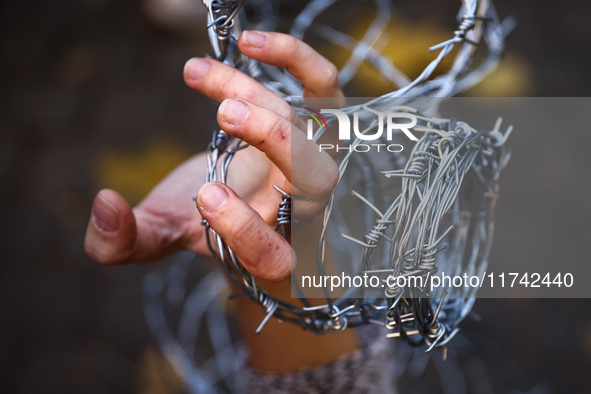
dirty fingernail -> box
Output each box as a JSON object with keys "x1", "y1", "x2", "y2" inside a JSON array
[
  {"x1": 184, "y1": 58, "x2": 210, "y2": 80},
  {"x1": 197, "y1": 183, "x2": 229, "y2": 213},
  {"x1": 243, "y1": 31, "x2": 267, "y2": 48},
  {"x1": 220, "y1": 99, "x2": 250, "y2": 126},
  {"x1": 92, "y1": 193, "x2": 120, "y2": 232}
]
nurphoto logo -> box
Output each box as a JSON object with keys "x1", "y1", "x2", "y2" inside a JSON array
[{"x1": 304, "y1": 107, "x2": 418, "y2": 153}]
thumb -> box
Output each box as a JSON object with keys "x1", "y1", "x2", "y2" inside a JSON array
[
  {"x1": 85, "y1": 189, "x2": 184, "y2": 264},
  {"x1": 84, "y1": 189, "x2": 138, "y2": 264}
]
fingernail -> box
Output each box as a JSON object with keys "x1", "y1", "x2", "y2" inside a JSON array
[
  {"x1": 220, "y1": 99, "x2": 250, "y2": 126},
  {"x1": 243, "y1": 31, "x2": 267, "y2": 48},
  {"x1": 92, "y1": 193, "x2": 119, "y2": 232},
  {"x1": 197, "y1": 183, "x2": 229, "y2": 213},
  {"x1": 184, "y1": 58, "x2": 210, "y2": 80}
]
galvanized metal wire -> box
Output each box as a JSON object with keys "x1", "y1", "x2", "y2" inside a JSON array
[
  {"x1": 144, "y1": 0, "x2": 513, "y2": 391},
  {"x1": 199, "y1": 0, "x2": 512, "y2": 343}
]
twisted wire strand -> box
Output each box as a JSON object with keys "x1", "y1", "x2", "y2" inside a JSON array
[
  {"x1": 144, "y1": 5, "x2": 512, "y2": 391},
  {"x1": 203, "y1": 105, "x2": 510, "y2": 350},
  {"x1": 203, "y1": 0, "x2": 247, "y2": 61}
]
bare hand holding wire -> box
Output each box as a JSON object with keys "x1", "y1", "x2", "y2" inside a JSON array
[{"x1": 84, "y1": 31, "x2": 342, "y2": 283}]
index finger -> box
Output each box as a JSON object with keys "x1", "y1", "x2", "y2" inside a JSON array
[
  {"x1": 184, "y1": 57, "x2": 292, "y2": 119},
  {"x1": 217, "y1": 98, "x2": 338, "y2": 203}
]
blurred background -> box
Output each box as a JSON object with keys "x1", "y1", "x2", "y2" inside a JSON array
[{"x1": 1, "y1": 0, "x2": 590, "y2": 393}]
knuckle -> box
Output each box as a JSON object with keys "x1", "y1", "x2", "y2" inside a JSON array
[
  {"x1": 222, "y1": 210, "x2": 290, "y2": 282},
  {"x1": 264, "y1": 115, "x2": 290, "y2": 146},
  {"x1": 287, "y1": 36, "x2": 303, "y2": 60},
  {"x1": 219, "y1": 71, "x2": 259, "y2": 104},
  {"x1": 210, "y1": 67, "x2": 238, "y2": 99},
  {"x1": 226, "y1": 215, "x2": 253, "y2": 244}
]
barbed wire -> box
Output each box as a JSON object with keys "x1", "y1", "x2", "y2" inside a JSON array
[
  {"x1": 199, "y1": 0, "x2": 512, "y2": 344},
  {"x1": 144, "y1": 0, "x2": 513, "y2": 391}
]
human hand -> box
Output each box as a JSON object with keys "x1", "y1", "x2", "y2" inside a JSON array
[{"x1": 85, "y1": 31, "x2": 342, "y2": 282}]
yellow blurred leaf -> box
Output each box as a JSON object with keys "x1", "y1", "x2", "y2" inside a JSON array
[
  {"x1": 94, "y1": 136, "x2": 191, "y2": 205},
  {"x1": 323, "y1": 14, "x2": 533, "y2": 97},
  {"x1": 325, "y1": 16, "x2": 456, "y2": 95},
  {"x1": 465, "y1": 52, "x2": 534, "y2": 96}
]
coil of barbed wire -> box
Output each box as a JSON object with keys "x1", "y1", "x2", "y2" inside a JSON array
[{"x1": 198, "y1": 0, "x2": 513, "y2": 351}]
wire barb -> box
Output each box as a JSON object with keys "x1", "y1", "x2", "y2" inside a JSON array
[{"x1": 197, "y1": 0, "x2": 511, "y2": 352}]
